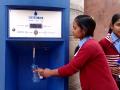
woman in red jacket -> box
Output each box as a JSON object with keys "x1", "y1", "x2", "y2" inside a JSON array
[
  {"x1": 99, "y1": 13, "x2": 120, "y2": 89},
  {"x1": 35, "y1": 15, "x2": 118, "y2": 90}
]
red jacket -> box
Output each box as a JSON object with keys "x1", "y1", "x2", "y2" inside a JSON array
[
  {"x1": 58, "y1": 39, "x2": 118, "y2": 90},
  {"x1": 99, "y1": 35, "x2": 120, "y2": 88}
]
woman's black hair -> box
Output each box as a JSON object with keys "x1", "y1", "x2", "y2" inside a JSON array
[
  {"x1": 108, "y1": 13, "x2": 120, "y2": 34},
  {"x1": 74, "y1": 15, "x2": 96, "y2": 37}
]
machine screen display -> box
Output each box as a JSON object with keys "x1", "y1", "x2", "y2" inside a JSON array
[
  {"x1": 30, "y1": 24, "x2": 42, "y2": 28},
  {"x1": 9, "y1": 10, "x2": 62, "y2": 38}
]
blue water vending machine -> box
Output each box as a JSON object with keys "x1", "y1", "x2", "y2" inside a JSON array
[{"x1": 0, "y1": 0, "x2": 69, "y2": 90}]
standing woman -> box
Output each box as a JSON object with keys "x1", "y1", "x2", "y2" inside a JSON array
[
  {"x1": 35, "y1": 15, "x2": 118, "y2": 90},
  {"x1": 99, "y1": 13, "x2": 120, "y2": 89}
]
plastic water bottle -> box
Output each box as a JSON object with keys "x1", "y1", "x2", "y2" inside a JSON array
[{"x1": 32, "y1": 64, "x2": 40, "y2": 83}]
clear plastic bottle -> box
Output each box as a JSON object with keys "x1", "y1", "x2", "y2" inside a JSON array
[{"x1": 32, "y1": 64, "x2": 40, "y2": 83}]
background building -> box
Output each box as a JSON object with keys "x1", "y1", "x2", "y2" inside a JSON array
[{"x1": 85, "y1": 0, "x2": 120, "y2": 40}]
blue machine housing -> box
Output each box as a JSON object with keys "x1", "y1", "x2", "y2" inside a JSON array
[{"x1": 0, "y1": 0, "x2": 69, "y2": 90}]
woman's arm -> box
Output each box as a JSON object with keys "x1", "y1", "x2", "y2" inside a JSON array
[{"x1": 35, "y1": 68, "x2": 59, "y2": 78}]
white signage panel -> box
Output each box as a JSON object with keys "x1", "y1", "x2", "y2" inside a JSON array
[{"x1": 9, "y1": 9, "x2": 62, "y2": 38}]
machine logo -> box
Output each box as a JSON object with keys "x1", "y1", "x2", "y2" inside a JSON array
[
  {"x1": 28, "y1": 11, "x2": 43, "y2": 20},
  {"x1": 29, "y1": 16, "x2": 43, "y2": 19}
]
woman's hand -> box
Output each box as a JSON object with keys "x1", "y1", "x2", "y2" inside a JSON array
[
  {"x1": 38, "y1": 68, "x2": 52, "y2": 78},
  {"x1": 35, "y1": 68, "x2": 59, "y2": 78},
  {"x1": 110, "y1": 67, "x2": 120, "y2": 75}
]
